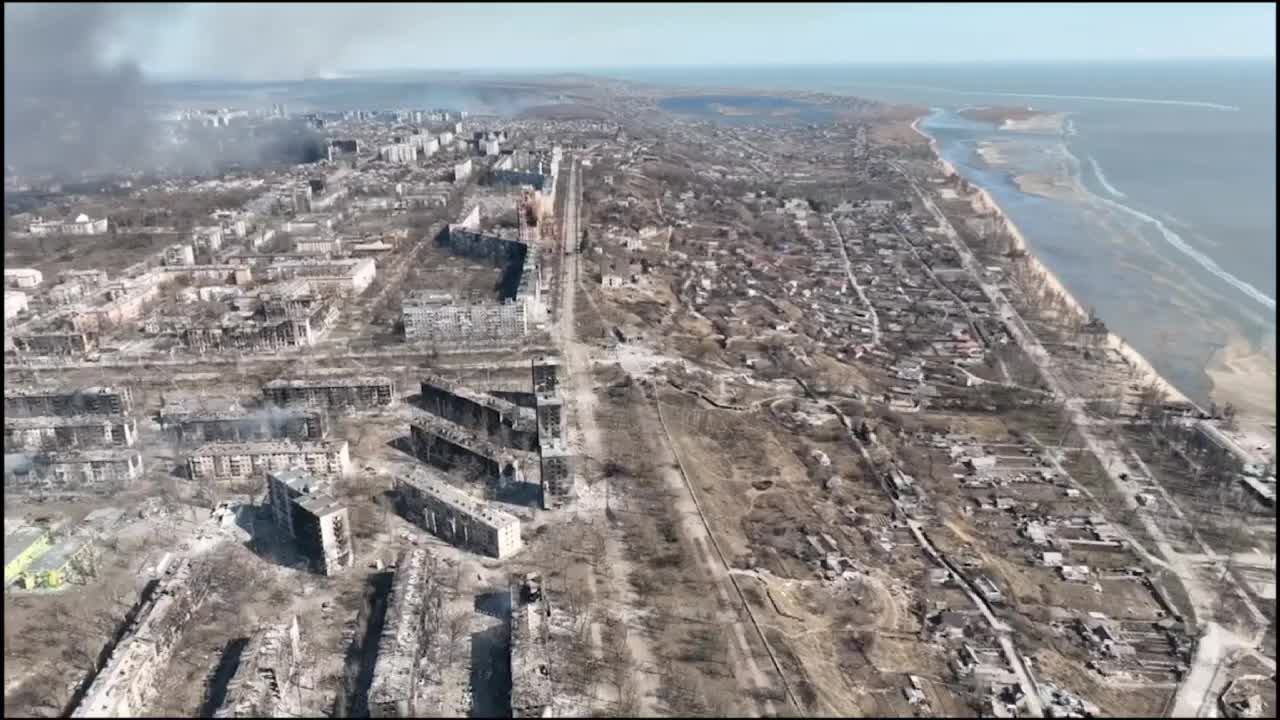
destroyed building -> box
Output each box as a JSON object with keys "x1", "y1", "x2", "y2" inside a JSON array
[
  {"x1": 71, "y1": 558, "x2": 213, "y2": 718},
  {"x1": 263, "y1": 375, "x2": 396, "y2": 410},
  {"x1": 410, "y1": 416, "x2": 532, "y2": 488},
  {"x1": 4, "y1": 385, "x2": 132, "y2": 417},
  {"x1": 368, "y1": 548, "x2": 437, "y2": 718},
  {"x1": 510, "y1": 573, "x2": 554, "y2": 718},
  {"x1": 394, "y1": 467, "x2": 523, "y2": 558},
  {"x1": 178, "y1": 294, "x2": 340, "y2": 353},
  {"x1": 531, "y1": 355, "x2": 560, "y2": 394},
  {"x1": 419, "y1": 375, "x2": 539, "y2": 450},
  {"x1": 538, "y1": 440, "x2": 574, "y2": 510},
  {"x1": 160, "y1": 406, "x2": 328, "y2": 444},
  {"x1": 5, "y1": 449, "x2": 145, "y2": 491},
  {"x1": 267, "y1": 470, "x2": 353, "y2": 575},
  {"x1": 4, "y1": 414, "x2": 137, "y2": 452},
  {"x1": 401, "y1": 206, "x2": 543, "y2": 345},
  {"x1": 214, "y1": 616, "x2": 302, "y2": 718},
  {"x1": 534, "y1": 392, "x2": 563, "y2": 443},
  {"x1": 8, "y1": 328, "x2": 99, "y2": 356},
  {"x1": 187, "y1": 439, "x2": 351, "y2": 481}
]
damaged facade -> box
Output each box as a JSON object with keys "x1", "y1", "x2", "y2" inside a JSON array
[
  {"x1": 401, "y1": 207, "x2": 543, "y2": 345},
  {"x1": 368, "y1": 548, "x2": 438, "y2": 718},
  {"x1": 267, "y1": 470, "x2": 354, "y2": 575},
  {"x1": 72, "y1": 558, "x2": 213, "y2": 718},
  {"x1": 393, "y1": 467, "x2": 523, "y2": 558},
  {"x1": 263, "y1": 375, "x2": 396, "y2": 410},
  {"x1": 187, "y1": 439, "x2": 351, "y2": 481},
  {"x1": 213, "y1": 616, "x2": 303, "y2": 718}
]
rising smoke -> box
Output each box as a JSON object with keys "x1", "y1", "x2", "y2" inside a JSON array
[{"x1": 2, "y1": 3, "x2": 324, "y2": 181}]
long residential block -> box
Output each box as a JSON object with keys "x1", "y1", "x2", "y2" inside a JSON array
[
  {"x1": 394, "y1": 468, "x2": 523, "y2": 559},
  {"x1": 5, "y1": 414, "x2": 137, "y2": 451},
  {"x1": 160, "y1": 407, "x2": 328, "y2": 444},
  {"x1": 263, "y1": 375, "x2": 395, "y2": 410},
  {"x1": 187, "y1": 439, "x2": 351, "y2": 481},
  {"x1": 410, "y1": 416, "x2": 532, "y2": 487},
  {"x1": 4, "y1": 385, "x2": 132, "y2": 417},
  {"x1": 72, "y1": 558, "x2": 213, "y2": 718},
  {"x1": 419, "y1": 374, "x2": 538, "y2": 450},
  {"x1": 368, "y1": 548, "x2": 436, "y2": 718}
]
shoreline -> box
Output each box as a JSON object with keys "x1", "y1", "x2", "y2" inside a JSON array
[{"x1": 909, "y1": 115, "x2": 1195, "y2": 410}]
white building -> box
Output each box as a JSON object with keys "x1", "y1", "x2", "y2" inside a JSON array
[
  {"x1": 4, "y1": 268, "x2": 44, "y2": 289},
  {"x1": 294, "y1": 236, "x2": 343, "y2": 254},
  {"x1": 29, "y1": 214, "x2": 109, "y2": 236},
  {"x1": 192, "y1": 226, "x2": 225, "y2": 253},
  {"x1": 454, "y1": 158, "x2": 473, "y2": 182},
  {"x1": 5, "y1": 291, "x2": 29, "y2": 321},
  {"x1": 187, "y1": 439, "x2": 351, "y2": 482},
  {"x1": 162, "y1": 244, "x2": 196, "y2": 267}
]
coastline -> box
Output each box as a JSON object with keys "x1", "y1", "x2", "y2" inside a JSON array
[{"x1": 909, "y1": 115, "x2": 1195, "y2": 409}]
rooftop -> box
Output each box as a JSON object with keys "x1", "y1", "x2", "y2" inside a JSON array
[
  {"x1": 399, "y1": 467, "x2": 520, "y2": 530},
  {"x1": 264, "y1": 375, "x2": 392, "y2": 390},
  {"x1": 4, "y1": 526, "x2": 48, "y2": 566},
  {"x1": 25, "y1": 537, "x2": 89, "y2": 573},
  {"x1": 191, "y1": 439, "x2": 349, "y2": 457}
]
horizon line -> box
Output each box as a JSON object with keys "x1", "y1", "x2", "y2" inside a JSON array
[{"x1": 148, "y1": 56, "x2": 1276, "y2": 82}]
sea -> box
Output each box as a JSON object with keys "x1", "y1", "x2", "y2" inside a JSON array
[{"x1": 591, "y1": 61, "x2": 1277, "y2": 416}]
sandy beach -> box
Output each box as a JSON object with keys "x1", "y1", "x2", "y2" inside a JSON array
[
  {"x1": 911, "y1": 117, "x2": 1193, "y2": 408},
  {"x1": 1206, "y1": 333, "x2": 1277, "y2": 437}
]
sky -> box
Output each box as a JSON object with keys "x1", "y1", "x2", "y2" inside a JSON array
[{"x1": 63, "y1": 2, "x2": 1278, "y2": 81}]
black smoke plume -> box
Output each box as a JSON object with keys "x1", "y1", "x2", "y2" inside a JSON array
[{"x1": 3, "y1": 3, "x2": 324, "y2": 181}]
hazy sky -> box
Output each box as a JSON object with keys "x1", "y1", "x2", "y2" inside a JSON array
[{"x1": 34, "y1": 2, "x2": 1280, "y2": 80}]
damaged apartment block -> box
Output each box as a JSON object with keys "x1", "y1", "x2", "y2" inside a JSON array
[
  {"x1": 267, "y1": 470, "x2": 354, "y2": 575},
  {"x1": 5, "y1": 384, "x2": 132, "y2": 417},
  {"x1": 186, "y1": 439, "x2": 351, "y2": 481},
  {"x1": 409, "y1": 415, "x2": 535, "y2": 489},
  {"x1": 510, "y1": 573, "x2": 554, "y2": 718},
  {"x1": 159, "y1": 404, "x2": 328, "y2": 444},
  {"x1": 393, "y1": 467, "x2": 523, "y2": 559},
  {"x1": 4, "y1": 384, "x2": 144, "y2": 493},
  {"x1": 368, "y1": 548, "x2": 438, "y2": 718},
  {"x1": 401, "y1": 205, "x2": 544, "y2": 346},
  {"x1": 71, "y1": 558, "x2": 213, "y2": 718},
  {"x1": 262, "y1": 375, "x2": 396, "y2": 410},
  {"x1": 419, "y1": 374, "x2": 539, "y2": 450},
  {"x1": 5, "y1": 414, "x2": 137, "y2": 451},
  {"x1": 213, "y1": 615, "x2": 303, "y2": 718}
]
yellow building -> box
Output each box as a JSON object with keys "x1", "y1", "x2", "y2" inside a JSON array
[
  {"x1": 19, "y1": 538, "x2": 91, "y2": 589},
  {"x1": 4, "y1": 526, "x2": 51, "y2": 584}
]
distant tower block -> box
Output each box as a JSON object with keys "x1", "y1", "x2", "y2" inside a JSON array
[{"x1": 531, "y1": 355, "x2": 560, "y2": 394}]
